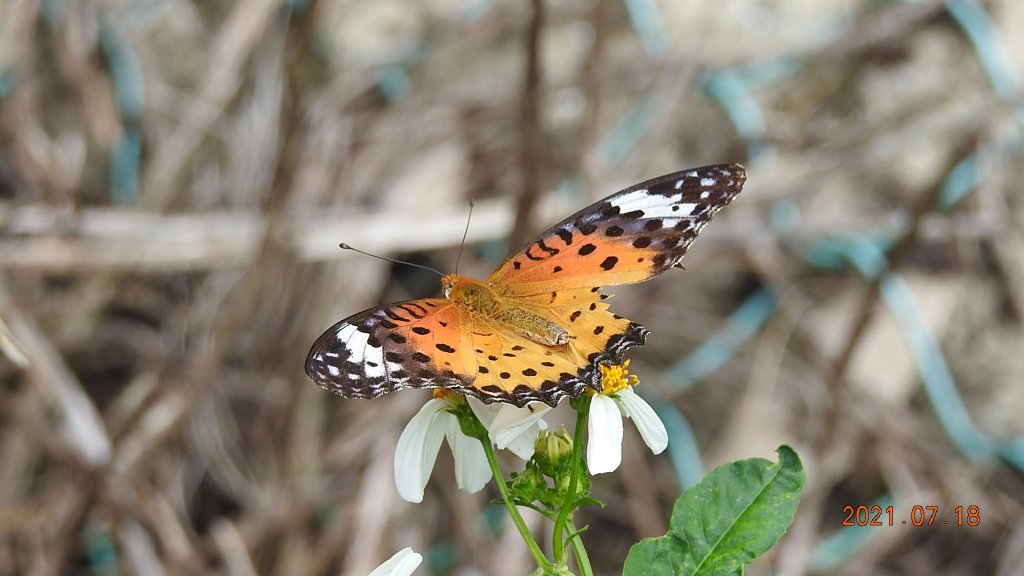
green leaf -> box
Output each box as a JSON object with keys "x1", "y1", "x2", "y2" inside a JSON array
[{"x1": 624, "y1": 446, "x2": 804, "y2": 576}]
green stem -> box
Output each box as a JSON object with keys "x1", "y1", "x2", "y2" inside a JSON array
[
  {"x1": 568, "y1": 521, "x2": 594, "y2": 576},
  {"x1": 552, "y1": 395, "x2": 591, "y2": 566},
  {"x1": 479, "y1": 436, "x2": 551, "y2": 571}
]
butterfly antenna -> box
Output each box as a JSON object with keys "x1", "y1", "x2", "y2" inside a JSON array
[
  {"x1": 338, "y1": 243, "x2": 444, "y2": 277},
  {"x1": 454, "y1": 199, "x2": 475, "y2": 275}
]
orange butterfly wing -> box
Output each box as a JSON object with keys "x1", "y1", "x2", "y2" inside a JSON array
[
  {"x1": 487, "y1": 164, "x2": 746, "y2": 295},
  {"x1": 305, "y1": 164, "x2": 745, "y2": 407},
  {"x1": 306, "y1": 299, "x2": 479, "y2": 399}
]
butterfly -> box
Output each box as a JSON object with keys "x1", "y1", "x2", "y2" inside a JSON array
[{"x1": 306, "y1": 164, "x2": 746, "y2": 407}]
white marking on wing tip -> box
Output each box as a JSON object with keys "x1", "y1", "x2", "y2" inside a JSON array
[
  {"x1": 611, "y1": 189, "x2": 684, "y2": 218},
  {"x1": 336, "y1": 324, "x2": 357, "y2": 342},
  {"x1": 327, "y1": 365, "x2": 341, "y2": 377},
  {"x1": 364, "y1": 361, "x2": 386, "y2": 378},
  {"x1": 674, "y1": 179, "x2": 684, "y2": 189},
  {"x1": 686, "y1": 170, "x2": 698, "y2": 177},
  {"x1": 700, "y1": 177, "x2": 716, "y2": 187},
  {"x1": 324, "y1": 351, "x2": 340, "y2": 358},
  {"x1": 700, "y1": 191, "x2": 710, "y2": 199},
  {"x1": 339, "y1": 325, "x2": 372, "y2": 362},
  {"x1": 675, "y1": 203, "x2": 697, "y2": 216}
]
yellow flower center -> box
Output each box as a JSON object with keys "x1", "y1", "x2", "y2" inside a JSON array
[{"x1": 596, "y1": 359, "x2": 639, "y2": 396}]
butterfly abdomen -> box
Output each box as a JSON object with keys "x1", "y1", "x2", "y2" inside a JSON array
[{"x1": 496, "y1": 307, "x2": 570, "y2": 346}]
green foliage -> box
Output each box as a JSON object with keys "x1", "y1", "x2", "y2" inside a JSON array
[
  {"x1": 507, "y1": 428, "x2": 598, "y2": 518},
  {"x1": 624, "y1": 446, "x2": 804, "y2": 576}
]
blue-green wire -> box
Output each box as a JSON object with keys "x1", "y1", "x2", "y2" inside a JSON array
[
  {"x1": 622, "y1": 0, "x2": 668, "y2": 57},
  {"x1": 667, "y1": 289, "x2": 777, "y2": 389},
  {"x1": 99, "y1": 17, "x2": 145, "y2": 205},
  {"x1": 652, "y1": 401, "x2": 704, "y2": 490},
  {"x1": 84, "y1": 519, "x2": 119, "y2": 576},
  {"x1": 704, "y1": 71, "x2": 771, "y2": 161},
  {"x1": 944, "y1": 0, "x2": 1023, "y2": 106},
  {"x1": 600, "y1": 97, "x2": 654, "y2": 164}
]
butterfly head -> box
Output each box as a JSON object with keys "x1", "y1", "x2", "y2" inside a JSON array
[
  {"x1": 442, "y1": 274, "x2": 499, "y2": 311},
  {"x1": 443, "y1": 274, "x2": 479, "y2": 299},
  {"x1": 441, "y1": 275, "x2": 457, "y2": 299}
]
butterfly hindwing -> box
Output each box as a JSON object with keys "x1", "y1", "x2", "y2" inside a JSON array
[
  {"x1": 304, "y1": 291, "x2": 650, "y2": 407},
  {"x1": 486, "y1": 164, "x2": 746, "y2": 297},
  {"x1": 467, "y1": 287, "x2": 649, "y2": 406}
]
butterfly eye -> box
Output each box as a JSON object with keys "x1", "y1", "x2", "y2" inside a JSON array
[{"x1": 443, "y1": 280, "x2": 453, "y2": 298}]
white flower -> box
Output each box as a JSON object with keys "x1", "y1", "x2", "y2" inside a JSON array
[
  {"x1": 393, "y1": 393, "x2": 549, "y2": 503},
  {"x1": 586, "y1": 361, "x2": 668, "y2": 474},
  {"x1": 368, "y1": 547, "x2": 422, "y2": 576}
]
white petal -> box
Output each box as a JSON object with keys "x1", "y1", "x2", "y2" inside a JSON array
[
  {"x1": 616, "y1": 387, "x2": 669, "y2": 454},
  {"x1": 394, "y1": 399, "x2": 448, "y2": 503},
  {"x1": 445, "y1": 416, "x2": 491, "y2": 493},
  {"x1": 587, "y1": 394, "x2": 623, "y2": 474},
  {"x1": 465, "y1": 396, "x2": 500, "y2": 426},
  {"x1": 489, "y1": 403, "x2": 551, "y2": 451},
  {"x1": 368, "y1": 547, "x2": 423, "y2": 576},
  {"x1": 503, "y1": 422, "x2": 542, "y2": 461}
]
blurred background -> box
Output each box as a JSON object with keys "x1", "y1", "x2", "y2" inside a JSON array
[{"x1": 1, "y1": 0, "x2": 1022, "y2": 574}]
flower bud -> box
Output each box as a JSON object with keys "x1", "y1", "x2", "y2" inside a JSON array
[{"x1": 534, "y1": 427, "x2": 574, "y2": 468}]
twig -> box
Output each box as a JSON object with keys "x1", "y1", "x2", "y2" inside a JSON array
[{"x1": 508, "y1": 0, "x2": 546, "y2": 255}]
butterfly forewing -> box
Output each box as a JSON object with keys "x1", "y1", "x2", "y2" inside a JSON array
[
  {"x1": 305, "y1": 299, "x2": 477, "y2": 399},
  {"x1": 486, "y1": 164, "x2": 745, "y2": 297}
]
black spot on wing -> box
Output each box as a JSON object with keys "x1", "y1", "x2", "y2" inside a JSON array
[
  {"x1": 400, "y1": 303, "x2": 427, "y2": 318},
  {"x1": 644, "y1": 219, "x2": 663, "y2": 232},
  {"x1": 600, "y1": 204, "x2": 620, "y2": 218}
]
